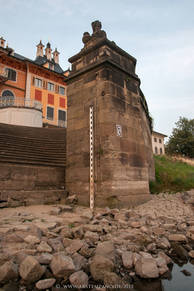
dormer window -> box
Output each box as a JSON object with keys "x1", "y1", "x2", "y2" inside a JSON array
[
  {"x1": 5, "y1": 68, "x2": 16, "y2": 81},
  {"x1": 48, "y1": 82, "x2": 54, "y2": 91},
  {"x1": 49, "y1": 63, "x2": 54, "y2": 70}
]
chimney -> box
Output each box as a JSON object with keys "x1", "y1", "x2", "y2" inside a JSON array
[
  {"x1": 45, "y1": 42, "x2": 52, "y2": 61},
  {"x1": 53, "y1": 48, "x2": 60, "y2": 64},
  {"x1": 36, "y1": 40, "x2": 44, "y2": 58},
  {"x1": 0, "y1": 37, "x2": 5, "y2": 48}
]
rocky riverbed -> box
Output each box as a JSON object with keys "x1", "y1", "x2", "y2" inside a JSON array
[{"x1": 0, "y1": 190, "x2": 194, "y2": 290}]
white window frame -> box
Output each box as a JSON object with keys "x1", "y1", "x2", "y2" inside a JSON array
[
  {"x1": 59, "y1": 86, "x2": 66, "y2": 95},
  {"x1": 47, "y1": 82, "x2": 54, "y2": 91},
  {"x1": 35, "y1": 78, "x2": 42, "y2": 88}
]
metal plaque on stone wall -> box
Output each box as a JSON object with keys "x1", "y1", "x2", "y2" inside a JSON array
[{"x1": 116, "y1": 124, "x2": 122, "y2": 137}]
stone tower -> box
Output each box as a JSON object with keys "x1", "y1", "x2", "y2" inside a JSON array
[{"x1": 66, "y1": 21, "x2": 155, "y2": 208}]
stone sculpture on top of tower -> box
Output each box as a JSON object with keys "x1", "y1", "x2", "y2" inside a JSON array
[{"x1": 82, "y1": 20, "x2": 107, "y2": 47}]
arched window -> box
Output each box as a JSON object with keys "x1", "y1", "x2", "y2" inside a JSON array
[
  {"x1": 2, "y1": 90, "x2": 15, "y2": 105},
  {"x1": 155, "y1": 147, "x2": 158, "y2": 154}
]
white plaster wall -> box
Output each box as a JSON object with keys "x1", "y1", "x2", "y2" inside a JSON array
[
  {"x1": 0, "y1": 108, "x2": 42, "y2": 127},
  {"x1": 152, "y1": 133, "x2": 166, "y2": 155}
]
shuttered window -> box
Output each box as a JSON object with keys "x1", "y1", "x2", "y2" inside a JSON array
[
  {"x1": 5, "y1": 68, "x2": 16, "y2": 81},
  {"x1": 35, "y1": 89, "x2": 42, "y2": 101}
]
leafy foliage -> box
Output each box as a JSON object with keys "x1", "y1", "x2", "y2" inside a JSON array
[
  {"x1": 166, "y1": 117, "x2": 194, "y2": 158},
  {"x1": 150, "y1": 155, "x2": 194, "y2": 193}
]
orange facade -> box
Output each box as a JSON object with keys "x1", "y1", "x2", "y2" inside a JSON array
[
  {"x1": 0, "y1": 53, "x2": 26, "y2": 98},
  {"x1": 29, "y1": 64, "x2": 67, "y2": 126},
  {"x1": 0, "y1": 47, "x2": 67, "y2": 127}
]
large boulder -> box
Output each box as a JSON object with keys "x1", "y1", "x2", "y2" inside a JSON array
[
  {"x1": 122, "y1": 251, "x2": 133, "y2": 269},
  {"x1": 37, "y1": 241, "x2": 52, "y2": 253},
  {"x1": 95, "y1": 241, "x2": 115, "y2": 262},
  {"x1": 66, "y1": 239, "x2": 84, "y2": 255},
  {"x1": 90, "y1": 255, "x2": 114, "y2": 281},
  {"x1": 0, "y1": 261, "x2": 18, "y2": 283},
  {"x1": 50, "y1": 254, "x2": 75, "y2": 278},
  {"x1": 171, "y1": 242, "x2": 188, "y2": 260},
  {"x1": 135, "y1": 257, "x2": 159, "y2": 278},
  {"x1": 84, "y1": 231, "x2": 99, "y2": 244},
  {"x1": 69, "y1": 271, "x2": 88, "y2": 288},
  {"x1": 168, "y1": 234, "x2": 187, "y2": 242},
  {"x1": 72, "y1": 252, "x2": 88, "y2": 271},
  {"x1": 19, "y1": 256, "x2": 45, "y2": 283},
  {"x1": 155, "y1": 256, "x2": 169, "y2": 275},
  {"x1": 35, "y1": 278, "x2": 56, "y2": 290}
]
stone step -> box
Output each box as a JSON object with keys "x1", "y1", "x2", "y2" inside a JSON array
[{"x1": 0, "y1": 155, "x2": 65, "y2": 167}]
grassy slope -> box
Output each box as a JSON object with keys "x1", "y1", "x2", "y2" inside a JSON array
[{"x1": 150, "y1": 155, "x2": 194, "y2": 194}]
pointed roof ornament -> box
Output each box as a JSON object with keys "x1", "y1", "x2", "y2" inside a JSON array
[
  {"x1": 37, "y1": 40, "x2": 44, "y2": 47},
  {"x1": 46, "y1": 42, "x2": 51, "y2": 49}
]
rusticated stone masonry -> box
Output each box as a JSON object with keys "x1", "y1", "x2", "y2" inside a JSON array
[{"x1": 66, "y1": 21, "x2": 155, "y2": 208}]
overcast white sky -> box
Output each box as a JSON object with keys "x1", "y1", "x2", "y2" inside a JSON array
[{"x1": 0, "y1": 0, "x2": 194, "y2": 138}]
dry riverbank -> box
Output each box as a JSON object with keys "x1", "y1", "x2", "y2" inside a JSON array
[{"x1": 0, "y1": 190, "x2": 194, "y2": 290}]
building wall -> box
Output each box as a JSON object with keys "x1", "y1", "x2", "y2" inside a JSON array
[
  {"x1": 152, "y1": 132, "x2": 166, "y2": 155},
  {"x1": 0, "y1": 51, "x2": 67, "y2": 128},
  {"x1": 30, "y1": 72, "x2": 67, "y2": 127},
  {"x1": 0, "y1": 59, "x2": 26, "y2": 97}
]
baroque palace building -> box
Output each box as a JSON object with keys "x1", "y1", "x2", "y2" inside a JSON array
[{"x1": 0, "y1": 37, "x2": 67, "y2": 127}]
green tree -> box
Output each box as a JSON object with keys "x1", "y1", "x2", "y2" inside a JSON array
[{"x1": 166, "y1": 117, "x2": 194, "y2": 158}]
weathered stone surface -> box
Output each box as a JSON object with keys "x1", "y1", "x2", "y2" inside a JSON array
[
  {"x1": 36, "y1": 253, "x2": 53, "y2": 265},
  {"x1": 66, "y1": 195, "x2": 78, "y2": 205},
  {"x1": 63, "y1": 238, "x2": 72, "y2": 248},
  {"x1": 72, "y1": 252, "x2": 88, "y2": 271},
  {"x1": 48, "y1": 238, "x2": 64, "y2": 252},
  {"x1": 156, "y1": 256, "x2": 168, "y2": 275},
  {"x1": 132, "y1": 253, "x2": 141, "y2": 265},
  {"x1": 171, "y1": 243, "x2": 188, "y2": 260},
  {"x1": 37, "y1": 241, "x2": 52, "y2": 253},
  {"x1": 84, "y1": 231, "x2": 99, "y2": 244},
  {"x1": 50, "y1": 254, "x2": 75, "y2": 278},
  {"x1": 135, "y1": 257, "x2": 159, "y2": 278},
  {"x1": 19, "y1": 256, "x2": 45, "y2": 283},
  {"x1": 188, "y1": 250, "x2": 194, "y2": 258},
  {"x1": 72, "y1": 226, "x2": 84, "y2": 239},
  {"x1": 36, "y1": 278, "x2": 56, "y2": 290},
  {"x1": 24, "y1": 235, "x2": 40, "y2": 244},
  {"x1": 168, "y1": 234, "x2": 187, "y2": 242},
  {"x1": 122, "y1": 251, "x2": 133, "y2": 269},
  {"x1": 66, "y1": 21, "x2": 154, "y2": 208},
  {"x1": 157, "y1": 237, "x2": 171, "y2": 249},
  {"x1": 66, "y1": 239, "x2": 84, "y2": 254},
  {"x1": 69, "y1": 270, "x2": 88, "y2": 288},
  {"x1": 158, "y1": 251, "x2": 172, "y2": 265},
  {"x1": 79, "y1": 243, "x2": 95, "y2": 258},
  {"x1": 0, "y1": 261, "x2": 18, "y2": 283},
  {"x1": 95, "y1": 241, "x2": 115, "y2": 262},
  {"x1": 83, "y1": 224, "x2": 102, "y2": 233},
  {"x1": 103, "y1": 271, "x2": 123, "y2": 286},
  {"x1": 90, "y1": 255, "x2": 114, "y2": 281},
  {"x1": 130, "y1": 221, "x2": 142, "y2": 228}
]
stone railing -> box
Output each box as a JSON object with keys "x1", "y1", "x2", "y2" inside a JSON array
[
  {"x1": 58, "y1": 120, "x2": 67, "y2": 128},
  {"x1": 0, "y1": 96, "x2": 42, "y2": 111}
]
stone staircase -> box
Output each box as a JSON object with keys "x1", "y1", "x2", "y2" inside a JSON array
[
  {"x1": 0, "y1": 123, "x2": 66, "y2": 207},
  {"x1": 0, "y1": 123, "x2": 66, "y2": 167}
]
